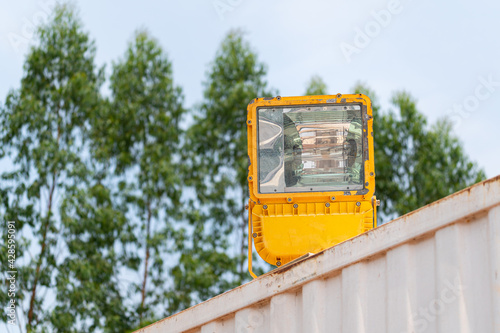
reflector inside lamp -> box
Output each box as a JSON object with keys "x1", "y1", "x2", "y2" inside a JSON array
[{"x1": 258, "y1": 104, "x2": 364, "y2": 193}]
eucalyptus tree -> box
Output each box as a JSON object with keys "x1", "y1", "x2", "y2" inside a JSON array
[
  {"x1": 303, "y1": 77, "x2": 485, "y2": 220},
  {"x1": 50, "y1": 177, "x2": 133, "y2": 332},
  {"x1": 108, "y1": 30, "x2": 185, "y2": 325},
  {"x1": 352, "y1": 83, "x2": 485, "y2": 220},
  {"x1": 305, "y1": 75, "x2": 328, "y2": 95},
  {"x1": 180, "y1": 30, "x2": 275, "y2": 307},
  {"x1": 0, "y1": 4, "x2": 112, "y2": 331},
  {"x1": 361, "y1": 87, "x2": 486, "y2": 218}
]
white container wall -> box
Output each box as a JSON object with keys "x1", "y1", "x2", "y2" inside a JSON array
[{"x1": 138, "y1": 176, "x2": 500, "y2": 333}]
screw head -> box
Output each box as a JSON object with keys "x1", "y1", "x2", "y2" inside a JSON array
[
  {"x1": 331, "y1": 196, "x2": 336, "y2": 201},
  {"x1": 247, "y1": 120, "x2": 252, "y2": 124},
  {"x1": 287, "y1": 197, "x2": 292, "y2": 202},
  {"x1": 325, "y1": 203, "x2": 330, "y2": 207},
  {"x1": 249, "y1": 176, "x2": 253, "y2": 180},
  {"x1": 365, "y1": 182, "x2": 369, "y2": 186},
  {"x1": 276, "y1": 261, "x2": 281, "y2": 266},
  {"x1": 356, "y1": 202, "x2": 361, "y2": 207},
  {"x1": 252, "y1": 233, "x2": 258, "y2": 238},
  {"x1": 293, "y1": 204, "x2": 298, "y2": 208},
  {"x1": 276, "y1": 96, "x2": 281, "y2": 100},
  {"x1": 370, "y1": 172, "x2": 374, "y2": 177},
  {"x1": 263, "y1": 205, "x2": 268, "y2": 210}
]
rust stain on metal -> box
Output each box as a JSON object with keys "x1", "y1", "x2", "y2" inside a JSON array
[{"x1": 292, "y1": 274, "x2": 317, "y2": 285}]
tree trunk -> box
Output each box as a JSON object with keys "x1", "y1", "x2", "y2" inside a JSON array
[
  {"x1": 140, "y1": 202, "x2": 152, "y2": 323},
  {"x1": 27, "y1": 171, "x2": 57, "y2": 331},
  {"x1": 28, "y1": 122, "x2": 60, "y2": 331}
]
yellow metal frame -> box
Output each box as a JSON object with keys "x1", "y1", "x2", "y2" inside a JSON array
[{"x1": 247, "y1": 94, "x2": 377, "y2": 275}]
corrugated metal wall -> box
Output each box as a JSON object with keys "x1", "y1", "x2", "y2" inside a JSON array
[{"x1": 138, "y1": 177, "x2": 500, "y2": 333}]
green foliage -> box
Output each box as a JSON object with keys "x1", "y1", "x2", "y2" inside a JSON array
[
  {"x1": 107, "y1": 30, "x2": 185, "y2": 326},
  {"x1": 303, "y1": 79, "x2": 485, "y2": 221},
  {"x1": 52, "y1": 180, "x2": 132, "y2": 332},
  {"x1": 352, "y1": 83, "x2": 485, "y2": 220},
  {"x1": 0, "y1": 4, "x2": 106, "y2": 331},
  {"x1": 305, "y1": 75, "x2": 328, "y2": 95},
  {"x1": 181, "y1": 29, "x2": 275, "y2": 308},
  {"x1": 167, "y1": 247, "x2": 238, "y2": 313},
  {"x1": 187, "y1": 29, "x2": 272, "y2": 186}
]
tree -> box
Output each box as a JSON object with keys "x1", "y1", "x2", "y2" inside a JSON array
[
  {"x1": 0, "y1": 4, "x2": 106, "y2": 331},
  {"x1": 180, "y1": 29, "x2": 275, "y2": 307},
  {"x1": 305, "y1": 75, "x2": 328, "y2": 95},
  {"x1": 353, "y1": 84, "x2": 485, "y2": 220},
  {"x1": 304, "y1": 77, "x2": 485, "y2": 221},
  {"x1": 107, "y1": 30, "x2": 185, "y2": 326},
  {"x1": 373, "y1": 90, "x2": 484, "y2": 218},
  {"x1": 51, "y1": 177, "x2": 133, "y2": 332}
]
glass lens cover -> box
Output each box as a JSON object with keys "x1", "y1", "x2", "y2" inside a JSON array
[{"x1": 258, "y1": 104, "x2": 364, "y2": 193}]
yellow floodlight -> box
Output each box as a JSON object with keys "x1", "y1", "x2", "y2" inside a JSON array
[{"x1": 247, "y1": 94, "x2": 378, "y2": 277}]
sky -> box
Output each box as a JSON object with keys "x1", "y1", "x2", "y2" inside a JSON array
[
  {"x1": 1, "y1": 0, "x2": 499, "y2": 179},
  {"x1": 0, "y1": 1, "x2": 498, "y2": 331}
]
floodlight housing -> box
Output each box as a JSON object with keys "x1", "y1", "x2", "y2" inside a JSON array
[{"x1": 247, "y1": 94, "x2": 377, "y2": 273}]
